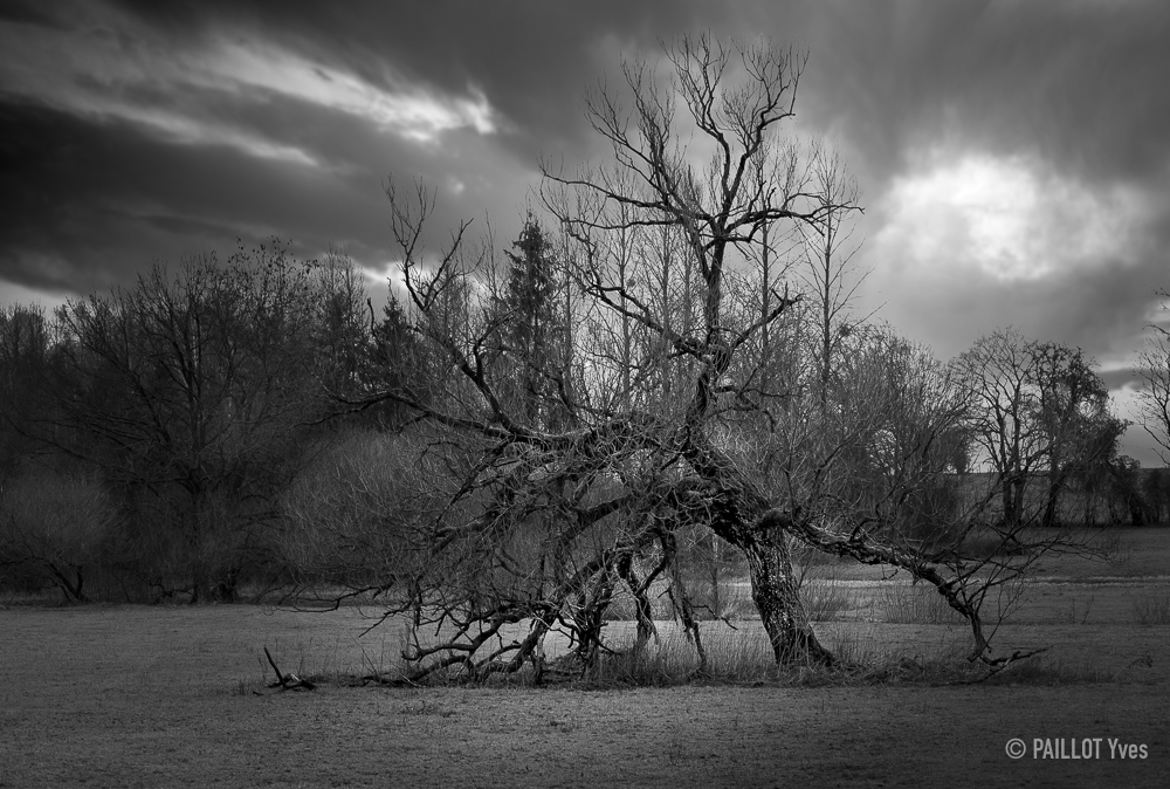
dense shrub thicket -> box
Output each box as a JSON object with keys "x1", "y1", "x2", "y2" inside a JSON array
[{"x1": 0, "y1": 245, "x2": 389, "y2": 602}]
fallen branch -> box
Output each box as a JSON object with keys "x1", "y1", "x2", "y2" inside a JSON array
[
  {"x1": 263, "y1": 646, "x2": 316, "y2": 691},
  {"x1": 957, "y1": 646, "x2": 1052, "y2": 685}
]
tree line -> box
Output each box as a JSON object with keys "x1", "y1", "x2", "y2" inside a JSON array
[{"x1": 4, "y1": 36, "x2": 1170, "y2": 678}]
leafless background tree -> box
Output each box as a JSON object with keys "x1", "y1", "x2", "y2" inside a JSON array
[{"x1": 1138, "y1": 292, "x2": 1170, "y2": 462}]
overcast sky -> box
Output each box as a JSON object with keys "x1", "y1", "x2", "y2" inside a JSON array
[{"x1": 1, "y1": 0, "x2": 1168, "y2": 462}]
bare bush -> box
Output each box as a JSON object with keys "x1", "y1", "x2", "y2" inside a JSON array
[
  {"x1": 279, "y1": 428, "x2": 448, "y2": 595},
  {"x1": 0, "y1": 470, "x2": 114, "y2": 602}
]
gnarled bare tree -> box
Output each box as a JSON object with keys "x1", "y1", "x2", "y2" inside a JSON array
[{"x1": 358, "y1": 36, "x2": 1064, "y2": 680}]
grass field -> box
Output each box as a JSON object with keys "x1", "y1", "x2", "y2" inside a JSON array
[{"x1": 2, "y1": 528, "x2": 1169, "y2": 787}]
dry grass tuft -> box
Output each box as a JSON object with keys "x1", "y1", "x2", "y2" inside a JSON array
[
  {"x1": 875, "y1": 583, "x2": 960, "y2": 625},
  {"x1": 1132, "y1": 592, "x2": 1170, "y2": 625}
]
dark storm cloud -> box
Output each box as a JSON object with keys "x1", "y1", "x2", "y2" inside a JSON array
[
  {"x1": 110, "y1": 0, "x2": 709, "y2": 158},
  {"x1": 0, "y1": 98, "x2": 319, "y2": 292},
  {"x1": 1101, "y1": 367, "x2": 1144, "y2": 393},
  {"x1": 0, "y1": 90, "x2": 539, "y2": 294},
  {"x1": 2, "y1": 0, "x2": 1168, "y2": 410},
  {"x1": 787, "y1": 0, "x2": 1170, "y2": 387},
  {"x1": 788, "y1": 1, "x2": 1170, "y2": 189},
  {"x1": 0, "y1": 0, "x2": 714, "y2": 304},
  {"x1": 0, "y1": 0, "x2": 77, "y2": 31}
]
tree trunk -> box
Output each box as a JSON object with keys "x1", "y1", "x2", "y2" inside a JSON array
[
  {"x1": 685, "y1": 440, "x2": 833, "y2": 667},
  {"x1": 708, "y1": 535, "x2": 722, "y2": 618},
  {"x1": 1001, "y1": 476, "x2": 1015, "y2": 528},
  {"x1": 617, "y1": 553, "x2": 657, "y2": 652},
  {"x1": 742, "y1": 532, "x2": 834, "y2": 666},
  {"x1": 1042, "y1": 478, "x2": 1061, "y2": 529},
  {"x1": 45, "y1": 561, "x2": 89, "y2": 604},
  {"x1": 191, "y1": 562, "x2": 207, "y2": 604}
]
